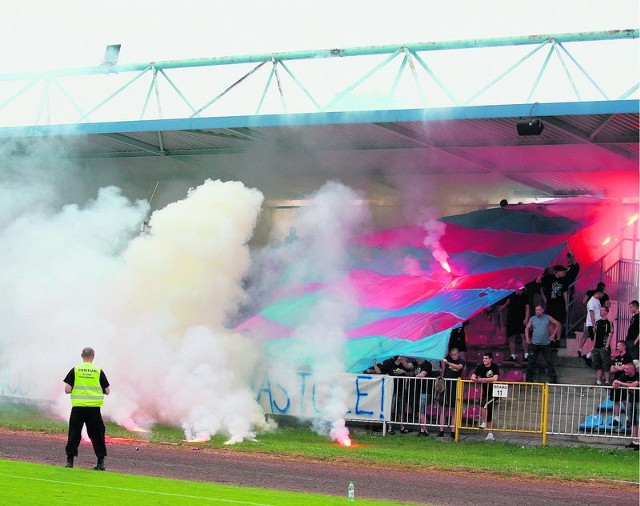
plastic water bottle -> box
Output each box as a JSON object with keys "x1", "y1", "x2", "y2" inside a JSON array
[{"x1": 347, "y1": 479, "x2": 355, "y2": 501}]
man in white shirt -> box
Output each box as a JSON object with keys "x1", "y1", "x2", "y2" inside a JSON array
[{"x1": 578, "y1": 288, "x2": 604, "y2": 362}]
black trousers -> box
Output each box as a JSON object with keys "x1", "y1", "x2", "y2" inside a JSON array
[
  {"x1": 65, "y1": 406, "x2": 107, "y2": 458},
  {"x1": 526, "y1": 344, "x2": 557, "y2": 382}
]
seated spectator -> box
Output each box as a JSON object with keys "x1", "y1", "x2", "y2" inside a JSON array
[
  {"x1": 608, "y1": 342, "x2": 634, "y2": 425},
  {"x1": 591, "y1": 306, "x2": 614, "y2": 386},
  {"x1": 438, "y1": 348, "x2": 465, "y2": 438},
  {"x1": 611, "y1": 363, "x2": 639, "y2": 450}
]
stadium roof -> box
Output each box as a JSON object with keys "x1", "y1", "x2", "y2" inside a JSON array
[{"x1": 0, "y1": 31, "x2": 637, "y2": 211}]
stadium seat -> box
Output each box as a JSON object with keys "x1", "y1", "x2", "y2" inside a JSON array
[
  {"x1": 598, "y1": 398, "x2": 624, "y2": 412},
  {"x1": 468, "y1": 334, "x2": 488, "y2": 347},
  {"x1": 461, "y1": 405, "x2": 483, "y2": 422},
  {"x1": 601, "y1": 415, "x2": 628, "y2": 432},
  {"x1": 502, "y1": 369, "x2": 525, "y2": 382},
  {"x1": 464, "y1": 385, "x2": 483, "y2": 401},
  {"x1": 578, "y1": 414, "x2": 603, "y2": 430}
]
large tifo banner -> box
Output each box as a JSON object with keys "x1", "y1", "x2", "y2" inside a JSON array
[{"x1": 253, "y1": 369, "x2": 393, "y2": 422}]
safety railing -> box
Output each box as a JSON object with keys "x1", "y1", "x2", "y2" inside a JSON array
[{"x1": 381, "y1": 377, "x2": 638, "y2": 445}]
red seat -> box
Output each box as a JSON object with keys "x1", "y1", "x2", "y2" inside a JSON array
[
  {"x1": 503, "y1": 369, "x2": 525, "y2": 382},
  {"x1": 464, "y1": 385, "x2": 483, "y2": 401},
  {"x1": 462, "y1": 405, "x2": 483, "y2": 421}
]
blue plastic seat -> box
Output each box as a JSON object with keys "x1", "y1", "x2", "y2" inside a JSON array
[{"x1": 578, "y1": 414, "x2": 603, "y2": 430}]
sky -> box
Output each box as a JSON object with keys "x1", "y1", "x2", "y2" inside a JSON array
[{"x1": 1, "y1": 0, "x2": 638, "y2": 72}]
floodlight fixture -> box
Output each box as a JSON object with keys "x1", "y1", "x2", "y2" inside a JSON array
[{"x1": 102, "y1": 44, "x2": 121, "y2": 66}]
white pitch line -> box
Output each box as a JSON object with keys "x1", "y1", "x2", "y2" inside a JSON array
[{"x1": 0, "y1": 473, "x2": 276, "y2": 506}]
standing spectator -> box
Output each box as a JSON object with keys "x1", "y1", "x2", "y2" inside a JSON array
[
  {"x1": 379, "y1": 356, "x2": 414, "y2": 434},
  {"x1": 504, "y1": 286, "x2": 531, "y2": 362},
  {"x1": 592, "y1": 306, "x2": 614, "y2": 385},
  {"x1": 564, "y1": 251, "x2": 580, "y2": 298},
  {"x1": 63, "y1": 347, "x2": 111, "y2": 470},
  {"x1": 540, "y1": 264, "x2": 568, "y2": 348},
  {"x1": 413, "y1": 358, "x2": 433, "y2": 437},
  {"x1": 470, "y1": 352, "x2": 500, "y2": 441},
  {"x1": 611, "y1": 363, "x2": 639, "y2": 450},
  {"x1": 584, "y1": 282, "x2": 610, "y2": 308},
  {"x1": 578, "y1": 287, "x2": 604, "y2": 361},
  {"x1": 525, "y1": 305, "x2": 560, "y2": 383},
  {"x1": 448, "y1": 321, "x2": 469, "y2": 361},
  {"x1": 625, "y1": 300, "x2": 639, "y2": 361},
  {"x1": 437, "y1": 348, "x2": 465, "y2": 438}
]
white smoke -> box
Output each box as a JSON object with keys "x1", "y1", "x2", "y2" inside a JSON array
[
  {"x1": 247, "y1": 181, "x2": 371, "y2": 442},
  {"x1": 0, "y1": 140, "x2": 277, "y2": 442}
]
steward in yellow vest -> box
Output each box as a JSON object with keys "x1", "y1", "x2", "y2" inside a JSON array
[{"x1": 63, "y1": 347, "x2": 110, "y2": 470}]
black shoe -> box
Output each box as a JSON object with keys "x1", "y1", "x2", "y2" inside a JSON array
[
  {"x1": 625, "y1": 442, "x2": 638, "y2": 449},
  {"x1": 437, "y1": 431, "x2": 445, "y2": 437},
  {"x1": 612, "y1": 419, "x2": 620, "y2": 427},
  {"x1": 577, "y1": 350, "x2": 582, "y2": 358},
  {"x1": 400, "y1": 427, "x2": 410, "y2": 434},
  {"x1": 387, "y1": 428, "x2": 395, "y2": 435},
  {"x1": 450, "y1": 432, "x2": 455, "y2": 438},
  {"x1": 65, "y1": 458, "x2": 73, "y2": 468},
  {"x1": 417, "y1": 430, "x2": 429, "y2": 437},
  {"x1": 93, "y1": 458, "x2": 105, "y2": 471}
]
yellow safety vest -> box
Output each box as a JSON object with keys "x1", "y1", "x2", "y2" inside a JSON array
[{"x1": 70, "y1": 363, "x2": 104, "y2": 407}]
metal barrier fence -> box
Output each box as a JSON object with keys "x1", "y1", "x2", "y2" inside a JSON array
[{"x1": 382, "y1": 377, "x2": 638, "y2": 445}]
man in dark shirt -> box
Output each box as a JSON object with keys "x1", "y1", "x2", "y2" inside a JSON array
[
  {"x1": 63, "y1": 347, "x2": 110, "y2": 470},
  {"x1": 541, "y1": 265, "x2": 568, "y2": 347},
  {"x1": 611, "y1": 363, "x2": 639, "y2": 449},
  {"x1": 505, "y1": 286, "x2": 531, "y2": 362},
  {"x1": 471, "y1": 352, "x2": 500, "y2": 441},
  {"x1": 438, "y1": 348, "x2": 465, "y2": 438},
  {"x1": 625, "y1": 300, "x2": 639, "y2": 361}
]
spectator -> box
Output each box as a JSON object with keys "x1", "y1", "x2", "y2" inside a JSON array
[
  {"x1": 611, "y1": 363, "x2": 639, "y2": 450},
  {"x1": 564, "y1": 251, "x2": 580, "y2": 298},
  {"x1": 414, "y1": 358, "x2": 433, "y2": 437},
  {"x1": 504, "y1": 286, "x2": 531, "y2": 362},
  {"x1": 540, "y1": 264, "x2": 568, "y2": 348},
  {"x1": 625, "y1": 300, "x2": 639, "y2": 361},
  {"x1": 592, "y1": 306, "x2": 614, "y2": 385},
  {"x1": 583, "y1": 282, "x2": 610, "y2": 309},
  {"x1": 438, "y1": 348, "x2": 465, "y2": 438},
  {"x1": 578, "y1": 287, "x2": 604, "y2": 361},
  {"x1": 525, "y1": 305, "x2": 560, "y2": 383},
  {"x1": 610, "y1": 341, "x2": 634, "y2": 374},
  {"x1": 470, "y1": 352, "x2": 500, "y2": 441},
  {"x1": 448, "y1": 321, "x2": 469, "y2": 361},
  {"x1": 608, "y1": 341, "x2": 634, "y2": 427},
  {"x1": 380, "y1": 356, "x2": 414, "y2": 434}
]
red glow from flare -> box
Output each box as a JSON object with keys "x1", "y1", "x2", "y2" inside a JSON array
[
  {"x1": 628, "y1": 214, "x2": 638, "y2": 226},
  {"x1": 130, "y1": 427, "x2": 149, "y2": 433},
  {"x1": 183, "y1": 437, "x2": 208, "y2": 443},
  {"x1": 440, "y1": 260, "x2": 452, "y2": 273},
  {"x1": 340, "y1": 437, "x2": 352, "y2": 447},
  {"x1": 602, "y1": 237, "x2": 611, "y2": 246}
]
